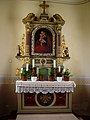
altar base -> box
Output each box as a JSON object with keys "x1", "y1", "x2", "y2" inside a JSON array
[{"x1": 16, "y1": 113, "x2": 79, "y2": 120}]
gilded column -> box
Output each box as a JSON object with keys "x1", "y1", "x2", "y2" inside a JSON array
[{"x1": 56, "y1": 24, "x2": 62, "y2": 66}]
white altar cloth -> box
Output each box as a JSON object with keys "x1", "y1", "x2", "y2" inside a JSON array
[{"x1": 16, "y1": 81, "x2": 76, "y2": 94}]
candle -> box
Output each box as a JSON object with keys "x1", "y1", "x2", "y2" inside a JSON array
[
  {"x1": 63, "y1": 68, "x2": 66, "y2": 72},
  {"x1": 20, "y1": 68, "x2": 23, "y2": 73},
  {"x1": 32, "y1": 59, "x2": 34, "y2": 68},
  {"x1": 58, "y1": 66, "x2": 61, "y2": 72},
  {"x1": 53, "y1": 60, "x2": 56, "y2": 68},
  {"x1": 26, "y1": 64, "x2": 29, "y2": 71}
]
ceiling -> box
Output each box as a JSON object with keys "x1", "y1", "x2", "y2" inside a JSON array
[
  {"x1": 31, "y1": 0, "x2": 90, "y2": 5},
  {"x1": 47, "y1": 0, "x2": 90, "y2": 4}
]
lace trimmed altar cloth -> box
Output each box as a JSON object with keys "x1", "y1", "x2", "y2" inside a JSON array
[{"x1": 16, "y1": 81, "x2": 76, "y2": 94}]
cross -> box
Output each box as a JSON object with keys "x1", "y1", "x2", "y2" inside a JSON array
[{"x1": 39, "y1": 1, "x2": 49, "y2": 14}]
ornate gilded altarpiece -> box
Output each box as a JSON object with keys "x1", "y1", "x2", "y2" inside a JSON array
[
  {"x1": 16, "y1": 1, "x2": 71, "y2": 113},
  {"x1": 16, "y1": 1, "x2": 70, "y2": 66}
]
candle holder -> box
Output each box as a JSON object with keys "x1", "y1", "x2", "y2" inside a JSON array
[{"x1": 32, "y1": 59, "x2": 35, "y2": 68}]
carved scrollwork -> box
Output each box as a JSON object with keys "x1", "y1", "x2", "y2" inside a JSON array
[
  {"x1": 53, "y1": 14, "x2": 65, "y2": 26},
  {"x1": 22, "y1": 13, "x2": 36, "y2": 24},
  {"x1": 19, "y1": 34, "x2": 26, "y2": 56},
  {"x1": 55, "y1": 24, "x2": 62, "y2": 32},
  {"x1": 22, "y1": 13, "x2": 37, "y2": 32}
]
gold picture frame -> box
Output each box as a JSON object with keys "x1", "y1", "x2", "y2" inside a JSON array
[{"x1": 31, "y1": 25, "x2": 56, "y2": 57}]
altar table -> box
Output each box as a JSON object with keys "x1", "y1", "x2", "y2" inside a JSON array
[{"x1": 16, "y1": 81, "x2": 76, "y2": 113}]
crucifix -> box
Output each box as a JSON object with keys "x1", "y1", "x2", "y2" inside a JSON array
[{"x1": 40, "y1": 1, "x2": 49, "y2": 14}]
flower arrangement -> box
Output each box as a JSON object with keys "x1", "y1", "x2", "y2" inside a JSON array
[
  {"x1": 21, "y1": 67, "x2": 27, "y2": 80},
  {"x1": 16, "y1": 65, "x2": 31, "y2": 81},
  {"x1": 39, "y1": 69, "x2": 45, "y2": 76},
  {"x1": 62, "y1": 68, "x2": 71, "y2": 81},
  {"x1": 63, "y1": 68, "x2": 71, "y2": 77},
  {"x1": 49, "y1": 68, "x2": 55, "y2": 81},
  {"x1": 39, "y1": 69, "x2": 45, "y2": 81},
  {"x1": 49, "y1": 68, "x2": 54, "y2": 76}
]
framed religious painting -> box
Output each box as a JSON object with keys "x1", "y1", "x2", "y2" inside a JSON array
[{"x1": 31, "y1": 25, "x2": 56, "y2": 57}]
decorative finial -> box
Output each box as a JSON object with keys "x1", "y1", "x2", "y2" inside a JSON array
[{"x1": 39, "y1": 1, "x2": 49, "y2": 15}]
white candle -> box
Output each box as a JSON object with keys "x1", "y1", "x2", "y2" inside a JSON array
[
  {"x1": 32, "y1": 59, "x2": 34, "y2": 68},
  {"x1": 58, "y1": 66, "x2": 61, "y2": 72},
  {"x1": 63, "y1": 68, "x2": 66, "y2": 72},
  {"x1": 26, "y1": 64, "x2": 29, "y2": 71},
  {"x1": 53, "y1": 60, "x2": 56, "y2": 68},
  {"x1": 20, "y1": 68, "x2": 23, "y2": 73}
]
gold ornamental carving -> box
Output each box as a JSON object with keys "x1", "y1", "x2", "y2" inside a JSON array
[
  {"x1": 16, "y1": 1, "x2": 70, "y2": 79},
  {"x1": 20, "y1": 34, "x2": 26, "y2": 56},
  {"x1": 61, "y1": 35, "x2": 69, "y2": 58}
]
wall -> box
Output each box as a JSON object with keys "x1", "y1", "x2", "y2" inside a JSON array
[
  {"x1": 0, "y1": 0, "x2": 90, "y2": 116},
  {"x1": 0, "y1": 0, "x2": 90, "y2": 79}
]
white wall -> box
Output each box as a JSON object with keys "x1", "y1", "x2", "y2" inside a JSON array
[{"x1": 0, "y1": 0, "x2": 90, "y2": 80}]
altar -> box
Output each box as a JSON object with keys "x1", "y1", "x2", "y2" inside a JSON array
[
  {"x1": 15, "y1": 1, "x2": 75, "y2": 114},
  {"x1": 16, "y1": 81, "x2": 76, "y2": 113}
]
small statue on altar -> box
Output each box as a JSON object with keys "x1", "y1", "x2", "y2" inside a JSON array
[
  {"x1": 16, "y1": 68, "x2": 21, "y2": 79},
  {"x1": 61, "y1": 35, "x2": 69, "y2": 57},
  {"x1": 64, "y1": 47, "x2": 69, "y2": 57},
  {"x1": 17, "y1": 45, "x2": 21, "y2": 56}
]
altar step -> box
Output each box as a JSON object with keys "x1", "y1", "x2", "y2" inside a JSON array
[{"x1": 16, "y1": 113, "x2": 82, "y2": 120}]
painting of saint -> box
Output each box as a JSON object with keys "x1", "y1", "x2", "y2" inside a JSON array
[{"x1": 34, "y1": 28, "x2": 52, "y2": 53}]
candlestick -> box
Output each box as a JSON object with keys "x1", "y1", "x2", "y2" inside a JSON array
[
  {"x1": 20, "y1": 68, "x2": 23, "y2": 73},
  {"x1": 32, "y1": 59, "x2": 35, "y2": 68},
  {"x1": 63, "y1": 68, "x2": 66, "y2": 72},
  {"x1": 26, "y1": 64, "x2": 29, "y2": 71},
  {"x1": 58, "y1": 66, "x2": 61, "y2": 72},
  {"x1": 53, "y1": 60, "x2": 56, "y2": 68}
]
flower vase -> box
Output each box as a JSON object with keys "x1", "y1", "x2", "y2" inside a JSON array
[
  {"x1": 21, "y1": 76, "x2": 27, "y2": 81},
  {"x1": 49, "y1": 75, "x2": 55, "y2": 81},
  {"x1": 31, "y1": 76, "x2": 37, "y2": 82},
  {"x1": 57, "y1": 77, "x2": 62, "y2": 82},
  {"x1": 39, "y1": 76, "x2": 44, "y2": 81},
  {"x1": 64, "y1": 76, "x2": 69, "y2": 81}
]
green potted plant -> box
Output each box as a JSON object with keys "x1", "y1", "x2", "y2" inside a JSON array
[
  {"x1": 49, "y1": 68, "x2": 55, "y2": 81},
  {"x1": 21, "y1": 67, "x2": 27, "y2": 81},
  {"x1": 21, "y1": 67, "x2": 31, "y2": 81},
  {"x1": 39, "y1": 69, "x2": 45, "y2": 81},
  {"x1": 27, "y1": 69, "x2": 31, "y2": 80},
  {"x1": 63, "y1": 68, "x2": 71, "y2": 81}
]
